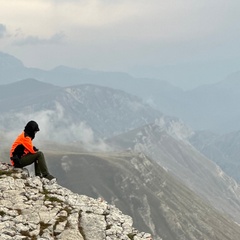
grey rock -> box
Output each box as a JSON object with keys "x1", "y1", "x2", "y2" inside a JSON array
[{"x1": 0, "y1": 162, "x2": 151, "y2": 240}]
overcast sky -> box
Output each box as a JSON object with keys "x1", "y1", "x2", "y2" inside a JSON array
[{"x1": 0, "y1": 0, "x2": 240, "y2": 89}]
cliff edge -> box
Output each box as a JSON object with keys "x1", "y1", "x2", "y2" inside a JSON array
[{"x1": 0, "y1": 162, "x2": 152, "y2": 240}]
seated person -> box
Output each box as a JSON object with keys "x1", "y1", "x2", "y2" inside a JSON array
[{"x1": 10, "y1": 120, "x2": 55, "y2": 181}]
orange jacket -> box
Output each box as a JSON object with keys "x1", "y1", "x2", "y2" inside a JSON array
[{"x1": 10, "y1": 132, "x2": 37, "y2": 165}]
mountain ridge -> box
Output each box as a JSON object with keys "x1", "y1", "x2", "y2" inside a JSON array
[
  {"x1": 0, "y1": 79, "x2": 162, "y2": 141},
  {"x1": 1, "y1": 51, "x2": 240, "y2": 133},
  {"x1": 106, "y1": 119, "x2": 240, "y2": 225}
]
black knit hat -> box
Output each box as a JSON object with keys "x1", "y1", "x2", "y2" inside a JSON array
[{"x1": 24, "y1": 120, "x2": 40, "y2": 139}]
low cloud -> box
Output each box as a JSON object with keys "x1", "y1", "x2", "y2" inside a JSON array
[
  {"x1": 1, "y1": 102, "x2": 111, "y2": 152},
  {"x1": 14, "y1": 32, "x2": 65, "y2": 46}
]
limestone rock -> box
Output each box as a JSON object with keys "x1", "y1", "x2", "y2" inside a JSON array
[{"x1": 0, "y1": 162, "x2": 152, "y2": 240}]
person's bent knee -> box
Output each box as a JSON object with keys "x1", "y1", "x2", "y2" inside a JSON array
[{"x1": 35, "y1": 151, "x2": 44, "y2": 157}]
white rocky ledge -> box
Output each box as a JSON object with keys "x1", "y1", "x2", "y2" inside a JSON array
[{"x1": 0, "y1": 163, "x2": 152, "y2": 240}]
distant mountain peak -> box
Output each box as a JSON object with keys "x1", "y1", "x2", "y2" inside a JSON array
[
  {"x1": 0, "y1": 51, "x2": 24, "y2": 68},
  {"x1": 4, "y1": 78, "x2": 60, "y2": 94},
  {"x1": 9, "y1": 78, "x2": 58, "y2": 87}
]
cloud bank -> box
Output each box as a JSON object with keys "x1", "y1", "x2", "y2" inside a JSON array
[
  {"x1": 1, "y1": 102, "x2": 110, "y2": 152},
  {"x1": 14, "y1": 32, "x2": 65, "y2": 46}
]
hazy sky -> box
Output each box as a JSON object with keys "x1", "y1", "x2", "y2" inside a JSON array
[{"x1": 1, "y1": 0, "x2": 240, "y2": 89}]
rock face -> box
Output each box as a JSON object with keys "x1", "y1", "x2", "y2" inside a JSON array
[{"x1": 0, "y1": 163, "x2": 152, "y2": 240}]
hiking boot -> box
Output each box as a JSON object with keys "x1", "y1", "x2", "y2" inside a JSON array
[{"x1": 43, "y1": 174, "x2": 56, "y2": 181}]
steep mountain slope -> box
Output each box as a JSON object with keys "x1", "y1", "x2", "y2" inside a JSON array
[
  {"x1": 3, "y1": 147, "x2": 239, "y2": 240},
  {"x1": 61, "y1": 84, "x2": 162, "y2": 137},
  {"x1": 106, "y1": 118, "x2": 240, "y2": 225},
  {"x1": 0, "y1": 79, "x2": 162, "y2": 140},
  {"x1": 190, "y1": 130, "x2": 240, "y2": 182}
]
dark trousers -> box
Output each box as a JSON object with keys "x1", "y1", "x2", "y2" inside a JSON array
[{"x1": 19, "y1": 151, "x2": 49, "y2": 176}]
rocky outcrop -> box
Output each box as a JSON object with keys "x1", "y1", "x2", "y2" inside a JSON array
[{"x1": 0, "y1": 162, "x2": 152, "y2": 240}]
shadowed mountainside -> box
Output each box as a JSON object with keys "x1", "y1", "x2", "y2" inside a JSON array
[{"x1": 106, "y1": 119, "x2": 240, "y2": 225}]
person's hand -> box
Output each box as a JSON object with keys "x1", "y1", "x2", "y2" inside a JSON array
[{"x1": 33, "y1": 146, "x2": 39, "y2": 151}]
